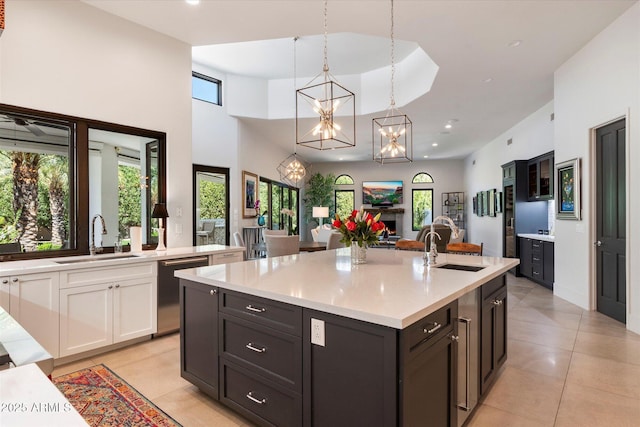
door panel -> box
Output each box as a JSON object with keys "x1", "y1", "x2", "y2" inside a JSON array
[
  {"x1": 596, "y1": 119, "x2": 626, "y2": 323},
  {"x1": 193, "y1": 165, "x2": 230, "y2": 246}
]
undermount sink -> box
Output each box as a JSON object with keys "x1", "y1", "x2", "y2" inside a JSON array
[
  {"x1": 55, "y1": 254, "x2": 140, "y2": 264},
  {"x1": 433, "y1": 263, "x2": 486, "y2": 272}
]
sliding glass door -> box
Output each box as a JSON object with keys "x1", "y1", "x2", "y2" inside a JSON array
[{"x1": 193, "y1": 165, "x2": 229, "y2": 246}]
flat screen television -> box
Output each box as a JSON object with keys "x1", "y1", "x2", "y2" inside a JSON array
[{"x1": 362, "y1": 180, "x2": 403, "y2": 206}]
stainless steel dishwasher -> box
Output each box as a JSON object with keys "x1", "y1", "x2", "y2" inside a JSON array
[{"x1": 155, "y1": 256, "x2": 209, "y2": 336}]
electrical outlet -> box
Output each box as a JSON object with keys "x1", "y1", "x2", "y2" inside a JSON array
[{"x1": 311, "y1": 318, "x2": 325, "y2": 347}]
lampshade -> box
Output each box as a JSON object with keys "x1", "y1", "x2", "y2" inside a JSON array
[
  {"x1": 151, "y1": 203, "x2": 169, "y2": 218},
  {"x1": 313, "y1": 207, "x2": 329, "y2": 218}
]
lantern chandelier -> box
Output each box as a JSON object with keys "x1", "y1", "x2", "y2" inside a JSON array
[
  {"x1": 278, "y1": 36, "x2": 309, "y2": 187},
  {"x1": 296, "y1": 0, "x2": 356, "y2": 151},
  {"x1": 373, "y1": 0, "x2": 413, "y2": 164}
]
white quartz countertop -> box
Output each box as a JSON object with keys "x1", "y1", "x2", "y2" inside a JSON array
[
  {"x1": 0, "y1": 244, "x2": 244, "y2": 276},
  {"x1": 176, "y1": 248, "x2": 519, "y2": 329},
  {"x1": 517, "y1": 233, "x2": 555, "y2": 242},
  {"x1": 0, "y1": 364, "x2": 87, "y2": 426},
  {"x1": 0, "y1": 307, "x2": 53, "y2": 375}
]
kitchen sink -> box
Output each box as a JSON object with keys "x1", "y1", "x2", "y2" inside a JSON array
[
  {"x1": 55, "y1": 254, "x2": 140, "y2": 264},
  {"x1": 434, "y1": 263, "x2": 486, "y2": 272}
]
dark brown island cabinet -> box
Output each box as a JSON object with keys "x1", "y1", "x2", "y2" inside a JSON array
[
  {"x1": 180, "y1": 275, "x2": 508, "y2": 427},
  {"x1": 519, "y1": 237, "x2": 555, "y2": 290}
]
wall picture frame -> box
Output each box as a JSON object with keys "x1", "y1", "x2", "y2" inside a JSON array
[
  {"x1": 556, "y1": 158, "x2": 581, "y2": 220},
  {"x1": 476, "y1": 191, "x2": 484, "y2": 216},
  {"x1": 242, "y1": 170, "x2": 259, "y2": 218},
  {"x1": 495, "y1": 191, "x2": 503, "y2": 213},
  {"x1": 488, "y1": 188, "x2": 496, "y2": 217}
]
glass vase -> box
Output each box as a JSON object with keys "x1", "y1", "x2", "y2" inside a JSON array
[
  {"x1": 257, "y1": 215, "x2": 265, "y2": 226},
  {"x1": 350, "y1": 243, "x2": 367, "y2": 265}
]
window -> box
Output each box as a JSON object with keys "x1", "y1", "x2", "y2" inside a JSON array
[
  {"x1": 334, "y1": 174, "x2": 354, "y2": 220},
  {"x1": 192, "y1": 72, "x2": 222, "y2": 105},
  {"x1": 259, "y1": 177, "x2": 299, "y2": 234},
  {"x1": 412, "y1": 189, "x2": 433, "y2": 231},
  {"x1": 335, "y1": 174, "x2": 354, "y2": 185},
  {"x1": 412, "y1": 172, "x2": 434, "y2": 183}
]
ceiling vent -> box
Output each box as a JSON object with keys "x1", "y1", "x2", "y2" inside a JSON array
[
  {"x1": 507, "y1": 138, "x2": 513, "y2": 146},
  {"x1": 550, "y1": 112, "x2": 555, "y2": 121}
]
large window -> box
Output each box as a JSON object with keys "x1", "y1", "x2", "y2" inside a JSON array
[
  {"x1": 192, "y1": 72, "x2": 222, "y2": 105},
  {"x1": 412, "y1": 189, "x2": 433, "y2": 230},
  {"x1": 335, "y1": 174, "x2": 354, "y2": 220},
  {"x1": 259, "y1": 178, "x2": 299, "y2": 234}
]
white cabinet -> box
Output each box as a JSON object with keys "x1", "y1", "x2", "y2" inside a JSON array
[
  {"x1": 59, "y1": 262, "x2": 156, "y2": 357},
  {"x1": 0, "y1": 272, "x2": 60, "y2": 358},
  {"x1": 209, "y1": 251, "x2": 243, "y2": 265}
]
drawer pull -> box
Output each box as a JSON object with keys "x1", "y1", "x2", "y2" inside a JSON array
[
  {"x1": 246, "y1": 342, "x2": 266, "y2": 353},
  {"x1": 423, "y1": 322, "x2": 442, "y2": 334},
  {"x1": 245, "y1": 304, "x2": 266, "y2": 313},
  {"x1": 532, "y1": 257, "x2": 540, "y2": 262},
  {"x1": 246, "y1": 391, "x2": 267, "y2": 405},
  {"x1": 221, "y1": 253, "x2": 237, "y2": 257},
  {"x1": 492, "y1": 299, "x2": 503, "y2": 306},
  {"x1": 210, "y1": 289, "x2": 218, "y2": 295}
]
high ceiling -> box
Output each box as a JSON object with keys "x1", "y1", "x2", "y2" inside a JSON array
[{"x1": 82, "y1": 0, "x2": 637, "y2": 163}]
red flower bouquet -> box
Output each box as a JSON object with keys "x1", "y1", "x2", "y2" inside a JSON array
[{"x1": 332, "y1": 207, "x2": 386, "y2": 248}]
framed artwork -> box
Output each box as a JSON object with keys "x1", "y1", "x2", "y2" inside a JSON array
[
  {"x1": 476, "y1": 191, "x2": 484, "y2": 216},
  {"x1": 495, "y1": 192, "x2": 503, "y2": 213},
  {"x1": 242, "y1": 170, "x2": 259, "y2": 218},
  {"x1": 483, "y1": 190, "x2": 490, "y2": 216},
  {"x1": 488, "y1": 188, "x2": 496, "y2": 217},
  {"x1": 556, "y1": 158, "x2": 581, "y2": 220},
  {"x1": 472, "y1": 196, "x2": 477, "y2": 214}
]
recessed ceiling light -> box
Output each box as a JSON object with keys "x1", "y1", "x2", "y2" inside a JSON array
[
  {"x1": 186, "y1": 0, "x2": 200, "y2": 5},
  {"x1": 508, "y1": 40, "x2": 522, "y2": 48},
  {"x1": 445, "y1": 123, "x2": 452, "y2": 129},
  {"x1": 338, "y1": 157, "x2": 344, "y2": 161},
  {"x1": 423, "y1": 155, "x2": 429, "y2": 158},
  {"x1": 432, "y1": 143, "x2": 438, "y2": 147},
  {"x1": 484, "y1": 77, "x2": 493, "y2": 83}
]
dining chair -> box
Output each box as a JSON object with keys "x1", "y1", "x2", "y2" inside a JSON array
[
  {"x1": 325, "y1": 232, "x2": 345, "y2": 250},
  {"x1": 202, "y1": 221, "x2": 215, "y2": 244},
  {"x1": 233, "y1": 231, "x2": 245, "y2": 247},
  {"x1": 265, "y1": 235, "x2": 300, "y2": 257},
  {"x1": 446, "y1": 242, "x2": 483, "y2": 256}
]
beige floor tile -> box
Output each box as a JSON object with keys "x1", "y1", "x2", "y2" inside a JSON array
[
  {"x1": 566, "y1": 352, "x2": 640, "y2": 399},
  {"x1": 481, "y1": 366, "x2": 565, "y2": 424},
  {"x1": 153, "y1": 384, "x2": 246, "y2": 427},
  {"x1": 579, "y1": 311, "x2": 640, "y2": 340},
  {"x1": 505, "y1": 339, "x2": 572, "y2": 379},
  {"x1": 574, "y1": 330, "x2": 640, "y2": 366},
  {"x1": 97, "y1": 334, "x2": 180, "y2": 369},
  {"x1": 509, "y1": 306, "x2": 582, "y2": 330},
  {"x1": 555, "y1": 382, "x2": 640, "y2": 427},
  {"x1": 51, "y1": 357, "x2": 99, "y2": 377},
  {"x1": 509, "y1": 318, "x2": 578, "y2": 352},
  {"x1": 467, "y1": 404, "x2": 552, "y2": 427},
  {"x1": 518, "y1": 292, "x2": 584, "y2": 315}
]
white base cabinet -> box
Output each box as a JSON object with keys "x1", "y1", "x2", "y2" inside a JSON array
[
  {"x1": 59, "y1": 262, "x2": 157, "y2": 357},
  {"x1": 1, "y1": 272, "x2": 60, "y2": 358}
]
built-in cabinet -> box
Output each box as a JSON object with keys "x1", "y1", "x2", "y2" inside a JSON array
[
  {"x1": 0, "y1": 272, "x2": 60, "y2": 358},
  {"x1": 518, "y1": 238, "x2": 554, "y2": 289},
  {"x1": 527, "y1": 151, "x2": 554, "y2": 201},
  {"x1": 59, "y1": 262, "x2": 157, "y2": 357},
  {"x1": 180, "y1": 275, "x2": 509, "y2": 427}
]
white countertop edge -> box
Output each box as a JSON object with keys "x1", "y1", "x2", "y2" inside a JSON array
[
  {"x1": 176, "y1": 258, "x2": 518, "y2": 329},
  {"x1": 517, "y1": 233, "x2": 555, "y2": 242},
  {"x1": 0, "y1": 245, "x2": 245, "y2": 276}
]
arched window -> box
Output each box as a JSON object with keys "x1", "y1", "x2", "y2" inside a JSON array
[
  {"x1": 412, "y1": 172, "x2": 434, "y2": 184},
  {"x1": 334, "y1": 175, "x2": 354, "y2": 218},
  {"x1": 335, "y1": 174, "x2": 354, "y2": 185}
]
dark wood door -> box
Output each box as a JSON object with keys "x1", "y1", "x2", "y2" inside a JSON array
[{"x1": 596, "y1": 119, "x2": 626, "y2": 323}]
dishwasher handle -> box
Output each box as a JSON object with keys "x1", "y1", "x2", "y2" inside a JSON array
[{"x1": 160, "y1": 256, "x2": 209, "y2": 267}]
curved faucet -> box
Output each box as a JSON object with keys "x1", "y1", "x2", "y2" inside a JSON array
[
  {"x1": 90, "y1": 214, "x2": 107, "y2": 255},
  {"x1": 424, "y1": 215, "x2": 460, "y2": 266}
]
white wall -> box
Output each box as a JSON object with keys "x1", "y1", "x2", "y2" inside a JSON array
[
  {"x1": 312, "y1": 159, "x2": 465, "y2": 240},
  {"x1": 0, "y1": 0, "x2": 193, "y2": 248},
  {"x1": 463, "y1": 102, "x2": 555, "y2": 257},
  {"x1": 554, "y1": 3, "x2": 640, "y2": 333}
]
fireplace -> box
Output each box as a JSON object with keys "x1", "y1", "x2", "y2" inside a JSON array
[{"x1": 367, "y1": 208, "x2": 404, "y2": 238}]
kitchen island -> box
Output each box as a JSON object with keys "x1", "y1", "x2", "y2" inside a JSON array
[{"x1": 177, "y1": 248, "x2": 519, "y2": 427}]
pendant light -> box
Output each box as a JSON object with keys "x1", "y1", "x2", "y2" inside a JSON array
[
  {"x1": 373, "y1": 0, "x2": 413, "y2": 164},
  {"x1": 296, "y1": 0, "x2": 356, "y2": 151},
  {"x1": 278, "y1": 36, "x2": 310, "y2": 187}
]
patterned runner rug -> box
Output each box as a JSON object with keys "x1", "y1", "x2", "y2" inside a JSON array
[{"x1": 53, "y1": 364, "x2": 181, "y2": 427}]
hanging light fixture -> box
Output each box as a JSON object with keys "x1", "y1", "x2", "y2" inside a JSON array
[
  {"x1": 296, "y1": 0, "x2": 356, "y2": 151},
  {"x1": 373, "y1": 0, "x2": 413, "y2": 164},
  {"x1": 278, "y1": 36, "x2": 310, "y2": 187}
]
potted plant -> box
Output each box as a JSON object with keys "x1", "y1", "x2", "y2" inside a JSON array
[{"x1": 303, "y1": 172, "x2": 335, "y2": 227}]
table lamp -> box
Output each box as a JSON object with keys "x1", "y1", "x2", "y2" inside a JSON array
[
  {"x1": 151, "y1": 203, "x2": 169, "y2": 251},
  {"x1": 312, "y1": 206, "x2": 329, "y2": 227}
]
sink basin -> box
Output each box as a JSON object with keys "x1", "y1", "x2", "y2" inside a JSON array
[
  {"x1": 55, "y1": 254, "x2": 140, "y2": 264},
  {"x1": 434, "y1": 263, "x2": 486, "y2": 272}
]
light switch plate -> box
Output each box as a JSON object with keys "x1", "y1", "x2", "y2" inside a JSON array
[{"x1": 311, "y1": 318, "x2": 325, "y2": 347}]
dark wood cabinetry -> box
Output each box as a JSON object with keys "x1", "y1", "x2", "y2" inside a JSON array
[
  {"x1": 180, "y1": 279, "x2": 219, "y2": 399},
  {"x1": 519, "y1": 238, "x2": 554, "y2": 289},
  {"x1": 480, "y1": 276, "x2": 507, "y2": 396},
  {"x1": 527, "y1": 151, "x2": 554, "y2": 201}
]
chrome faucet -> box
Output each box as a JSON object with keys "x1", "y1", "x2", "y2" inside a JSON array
[
  {"x1": 424, "y1": 215, "x2": 460, "y2": 266},
  {"x1": 90, "y1": 214, "x2": 107, "y2": 255}
]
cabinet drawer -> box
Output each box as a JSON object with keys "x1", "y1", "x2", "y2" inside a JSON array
[
  {"x1": 210, "y1": 251, "x2": 243, "y2": 265},
  {"x1": 60, "y1": 262, "x2": 156, "y2": 288},
  {"x1": 221, "y1": 314, "x2": 302, "y2": 392},
  {"x1": 221, "y1": 360, "x2": 302, "y2": 427},
  {"x1": 481, "y1": 275, "x2": 506, "y2": 301},
  {"x1": 221, "y1": 290, "x2": 302, "y2": 336},
  {"x1": 401, "y1": 300, "x2": 456, "y2": 360},
  {"x1": 531, "y1": 240, "x2": 543, "y2": 252}
]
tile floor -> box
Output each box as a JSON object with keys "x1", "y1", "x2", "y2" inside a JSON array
[{"x1": 52, "y1": 275, "x2": 640, "y2": 427}]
